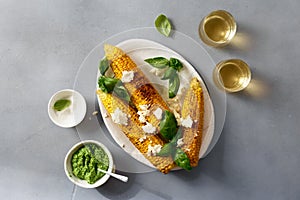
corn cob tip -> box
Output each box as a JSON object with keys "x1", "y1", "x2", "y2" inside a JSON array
[
  {"x1": 104, "y1": 44, "x2": 125, "y2": 61},
  {"x1": 191, "y1": 77, "x2": 201, "y2": 87}
]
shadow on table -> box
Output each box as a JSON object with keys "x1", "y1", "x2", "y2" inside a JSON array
[
  {"x1": 229, "y1": 68, "x2": 273, "y2": 102},
  {"x1": 95, "y1": 127, "x2": 227, "y2": 199},
  {"x1": 96, "y1": 171, "x2": 172, "y2": 200},
  {"x1": 171, "y1": 126, "x2": 227, "y2": 182},
  {"x1": 96, "y1": 171, "x2": 137, "y2": 200},
  {"x1": 223, "y1": 23, "x2": 259, "y2": 54}
]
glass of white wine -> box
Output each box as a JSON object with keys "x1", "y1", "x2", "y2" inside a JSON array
[
  {"x1": 213, "y1": 59, "x2": 251, "y2": 92},
  {"x1": 199, "y1": 10, "x2": 237, "y2": 47}
]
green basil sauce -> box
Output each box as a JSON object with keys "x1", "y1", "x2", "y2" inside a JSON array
[{"x1": 71, "y1": 144, "x2": 109, "y2": 184}]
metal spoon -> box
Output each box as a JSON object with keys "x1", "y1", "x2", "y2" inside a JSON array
[{"x1": 98, "y1": 168, "x2": 128, "y2": 182}]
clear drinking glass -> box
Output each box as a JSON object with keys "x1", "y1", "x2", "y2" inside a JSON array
[
  {"x1": 213, "y1": 59, "x2": 251, "y2": 92},
  {"x1": 199, "y1": 10, "x2": 237, "y2": 47}
]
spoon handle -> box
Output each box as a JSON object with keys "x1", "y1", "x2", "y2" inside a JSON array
[{"x1": 98, "y1": 168, "x2": 129, "y2": 182}]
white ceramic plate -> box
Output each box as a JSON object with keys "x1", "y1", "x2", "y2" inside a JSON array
[{"x1": 96, "y1": 39, "x2": 215, "y2": 169}]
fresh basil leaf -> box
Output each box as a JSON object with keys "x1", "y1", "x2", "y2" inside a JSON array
[
  {"x1": 99, "y1": 57, "x2": 109, "y2": 75},
  {"x1": 113, "y1": 80, "x2": 131, "y2": 103},
  {"x1": 53, "y1": 99, "x2": 71, "y2": 111},
  {"x1": 156, "y1": 143, "x2": 173, "y2": 157},
  {"x1": 155, "y1": 14, "x2": 172, "y2": 37},
  {"x1": 144, "y1": 57, "x2": 169, "y2": 69},
  {"x1": 173, "y1": 148, "x2": 192, "y2": 171},
  {"x1": 169, "y1": 73, "x2": 180, "y2": 98},
  {"x1": 161, "y1": 67, "x2": 176, "y2": 80},
  {"x1": 98, "y1": 76, "x2": 133, "y2": 106},
  {"x1": 157, "y1": 128, "x2": 183, "y2": 157},
  {"x1": 159, "y1": 110, "x2": 178, "y2": 141},
  {"x1": 98, "y1": 76, "x2": 119, "y2": 93},
  {"x1": 169, "y1": 58, "x2": 183, "y2": 71},
  {"x1": 170, "y1": 127, "x2": 183, "y2": 146}
]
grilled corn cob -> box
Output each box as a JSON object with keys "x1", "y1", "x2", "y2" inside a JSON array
[
  {"x1": 181, "y1": 77, "x2": 204, "y2": 167},
  {"x1": 97, "y1": 89, "x2": 176, "y2": 173},
  {"x1": 104, "y1": 44, "x2": 169, "y2": 136}
]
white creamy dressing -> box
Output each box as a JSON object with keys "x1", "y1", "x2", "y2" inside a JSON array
[{"x1": 54, "y1": 96, "x2": 76, "y2": 125}]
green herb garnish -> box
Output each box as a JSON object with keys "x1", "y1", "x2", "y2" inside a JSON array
[
  {"x1": 170, "y1": 127, "x2": 183, "y2": 146},
  {"x1": 169, "y1": 58, "x2": 183, "y2": 71},
  {"x1": 53, "y1": 99, "x2": 71, "y2": 111},
  {"x1": 144, "y1": 57, "x2": 183, "y2": 98},
  {"x1": 173, "y1": 148, "x2": 192, "y2": 171},
  {"x1": 144, "y1": 57, "x2": 169, "y2": 69},
  {"x1": 98, "y1": 76, "x2": 119, "y2": 93},
  {"x1": 159, "y1": 110, "x2": 178, "y2": 141},
  {"x1": 113, "y1": 80, "x2": 131, "y2": 104},
  {"x1": 156, "y1": 143, "x2": 173, "y2": 157},
  {"x1": 161, "y1": 67, "x2": 176, "y2": 80},
  {"x1": 155, "y1": 14, "x2": 172, "y2": 37},
  {"x1": 99, "y1": 57, "x2": 109, "y2": 75},
  {"x1": 98, "y1": 76, "x2": 132, "y2": 105},
  {"x1": 157, "y1": 127, "x2": 192, "y2": 171},
  {"x1": 169, "y1": 73, "x2": 180, "y2": 98},
  {"x1": 157, "y1": 128, "x2": 182, "y2": 157}
]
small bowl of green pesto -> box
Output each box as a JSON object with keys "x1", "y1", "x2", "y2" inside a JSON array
[{"x1": 64, "y1": 140, "x2": 113, "y2": 188}]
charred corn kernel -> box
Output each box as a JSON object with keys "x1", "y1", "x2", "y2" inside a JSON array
[
  {"x1": 104, "y1": 44, "x2": 170, "y2": 133},
  {"x1": 181, "y1": 77, "x2": 204, "y2": 167},
  {"x1": 97, "y1": 90, "x2": 175, "y2": 173}
]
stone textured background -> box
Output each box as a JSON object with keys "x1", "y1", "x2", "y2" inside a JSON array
[{"x1": 0, "y1": 0, "x2": 299, "y2": 199}]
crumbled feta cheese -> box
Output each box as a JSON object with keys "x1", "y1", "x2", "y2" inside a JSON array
[
  {"x1": 147, "y1": 144, "x2": 162, "y2": 156},
  {"x1": 111, "y1": 108, "x2": 128, "y2": 125},
  {"x1": 121, "y1": 71, "x2": 134, "y2": 83},
  {"x1": 137, "y1": 114, "x2": 146, "y2": 123},
  {"x1": 139, "y1": 135, "x2": 147, "y2": 142},
  {"x1": 177, "y1": 138, "x2": 184, "y2": 147},
  {"x1": 137, "y1": 104, "x2": 150, "y2": 123},
  {"x1": 181, "y1": 115, "x2": 193, "y2": 128},
  {"x1": 139, "y1": 104, "x2": 150, "y2": 110},
  {"x1": 142, "y1": 122, "x2": 156, "y2": 134},
  {"x1": 137, "y1": 113, "x2": 147, "y2": 123},
  {"x1": 137, "y1": 110, "x2": 150, "y2": 123},
  {"x1": 153, "y1": 107, "x2": 163, "y2": 120}
]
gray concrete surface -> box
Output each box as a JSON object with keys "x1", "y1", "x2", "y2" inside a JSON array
[{"x1": 1, "y1": 0, "x2": 300, "y2": 199}]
